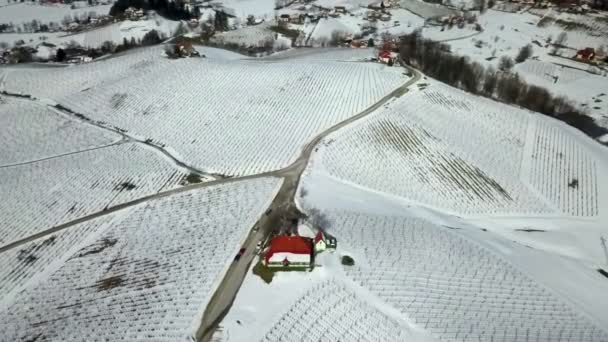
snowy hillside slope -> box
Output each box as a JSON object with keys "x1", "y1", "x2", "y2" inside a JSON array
[
  {"x1": 426, "y1": 9, "x2": 608, "y2": 127},
  {"x1": 0, "y1": 2, "x2": 111, "y2": 27},
  {"x1": 0, "y1": 142, "x2": 185, "y2": 249},
  {"x1": 2, "y1": 46, "x2": 409, "y2": 176},
  {"x1": 51, "y1": 17, "x2": 181, "y2": 49},
  {"x1": 0, "y1": 97, "x2": 119, "y2": 166},
  {"x1": 514, "y1": 60, "x2": 608, "y2": 128},
  {"x1": 0, "y1": 214, "x2": 119, "y2": 308},
  {"x1": 325, "y1": 211, "x2": 608, "y2": 342},
  {"x1": 304, "y1": 80, "x2": 607, "y2": 217},
  {"x1": 0, "y1": 177, "x2": 282, "y2": 342},
  {"x1": 1, "y1": 46, "x2": 171, "y2": 99},
  {"x1": 259, "y1": 280, "x2": 421, "y2": 342}
]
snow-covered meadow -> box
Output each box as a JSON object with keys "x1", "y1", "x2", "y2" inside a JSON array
[
  {"x1": 211, "y1": 22, "x2": 291, "y2": 50},
  {"x1": 0, "y1": 1, "x2": 111, "y2": 27},
  {"x1": 303, "y1": 80, "x2": 607, "y2": 218},
  {"x1": 0, "y1": 177, "x2": 282, "y2": 341},
  {"x1": 0, "y1": 97, "x2": 119, "y2": 166},
  {"x1": 328, "y1": 211, "x2": 608, "y2": 342},
  {"x1": 0, "y1": 214, "x2": 116, "y2": 307},
  {"x1": 0, "y1": 143, "x2": 186, "y2": 249},
  {"x1": 2, "y1": 46, "x2": 409, "y2": 176},
  {"x1": 260, "y1": 280, "x2": 417, "y2": 342},
  {"x1": 54, "y1": 17, "x2": 180, "y2": 49}
]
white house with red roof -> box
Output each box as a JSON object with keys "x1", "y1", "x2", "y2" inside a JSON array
[
  {"x1": 264, "y1": 236, "x2": 312, "y2": 268},
  {"x1": 314, "y1": 231, "x2": 337, "y2": 253}
]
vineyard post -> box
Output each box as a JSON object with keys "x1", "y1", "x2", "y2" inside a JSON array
[{"x1": 601, "y1": 236, "x2": 608, "y2": 267}]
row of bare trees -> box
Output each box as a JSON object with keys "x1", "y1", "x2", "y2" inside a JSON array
[{"x1": 399, "y1": 30, "x2": 606, "y2": 138}]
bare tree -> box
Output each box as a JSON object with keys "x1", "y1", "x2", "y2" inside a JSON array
[
  {"x1": 552, "y1": 31, "x2": 567, "y2": 54},
  {"x1": 498, "y1": 55, "x2": 514, "y2": 71},
  {"x1": 307, "y1": 208, "x2": 330, "y2": 229},
  {"x1": 515, "y1": 44, "x2": 533, "y2": 63},
  {"x1": 482, "y1": 66, "x2": 498, "y2": 97}
]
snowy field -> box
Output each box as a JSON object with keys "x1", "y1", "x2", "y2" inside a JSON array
[
  {"x1": 426, "y1": 9, "x2": 608, "y2": 125},
  {"x1": 0, "y1": 2, "x2": 112, "y2": 27},
  {"x1": 0, "y1": 214, "x2": 117, "y2": 307},
  {"x1": 399, "y1": 0, "x2": 456, "y2": 19},
  {"x1": 329, "y1": 211, "x2": 608, "y2": 342},
  {"x1": 1, "y1": 46, "x2": 409, "y2": 176},
  {"x1": 310, "y1": 17, "x2": 366, "y2": 41},
  {"x1": 53, "y1": 17, "x2": 180, "y2": 49},
  {"x1": 0, "y1": 97, "x2": 119, "y2": 166},
  {"x1": 0, "y1": 177, "x2": 282, "y2": 341},
  {"x1": 211, "y1": 22, "x2": 291, "y2": 49},
  {"x1": 0, "y1": 142, "x2": 186, "y2": 249},
  {"x1": 265, "y1": 47, "x2": 376, "y2": 61},
  {"x1": 215, "y1": 0, "x2": 275, "y2": 19},
  {"x1": 259, "y1": 280, "x2": 418, "y2": 342},
  {"x1": 302, "y1": 80, "x2": 608, "y2": 217},
  {"x1": 513, "y1": 60, "x2": 608, "y2": 128}
]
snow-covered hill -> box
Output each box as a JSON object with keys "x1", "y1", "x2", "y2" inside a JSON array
[
  {"x1": 0, "y1": 177, "x2": 281, "y2": 341},
  {"x1": 1, "y1": 46, "x2": 409, "y2": 176},
  {"x1": 302, "y1": 80, "x2": 607, "y2": 218}
]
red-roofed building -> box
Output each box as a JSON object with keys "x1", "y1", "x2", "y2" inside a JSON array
[
  {"x1": 576, "y1": 48, "x2": 595, "y2": 61},
  {"x1": 314, "y1": 231, "x2": 327, "y2": 252},
  {"x1": 264, "y1": 236, "x2": 312, "y2": 268}
]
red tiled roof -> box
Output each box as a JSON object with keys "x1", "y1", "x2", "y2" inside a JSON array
[
  {"x1": 265, "y1": 236, "x2": 312, "y2": 263},
  {"x1": 314, "y1": 231, "x2": 325, "y2": 244}
]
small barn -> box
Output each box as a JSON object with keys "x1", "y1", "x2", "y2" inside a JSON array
[
  {"x1": 314, "y1": 231, "x2": 337, "y2": 253},
  {"x1": 264, "y1": 236, "x2": 313, "y2": 268},
  {"x1": 575, "y1": 48, "x2": 595, "y2": 61}
]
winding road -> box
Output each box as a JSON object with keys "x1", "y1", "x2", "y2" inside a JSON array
[{"x1": 0, "y1": 57, "x2": 421, "y2": 341}]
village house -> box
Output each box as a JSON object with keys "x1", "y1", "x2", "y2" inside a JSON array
[
  {"x1": 314, "y1": 231, "x2": 337, "y2": 253},
  {"x1": 575, "y1": 47, "x2": 596, "y2": 61},
  {"x1": 264, "y1": 235, "x2": 313, "y2": 268}
]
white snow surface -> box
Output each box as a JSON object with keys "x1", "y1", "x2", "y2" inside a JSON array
[
  {"x1": 0, "y1": 2, "x2": 112, "y2": 26},
  {"x1": 2, "y1": 46, "x2": 409, "y2": 176},
  {"x1": 0, "y1": 97, "x2": 119, "y2": 166},
  {"x1": 0, "y1": 142, "x2": 186, "y2": 249},
  {"x1": 215, "y1": 0, "x2": 275, "y2": 19},
  {"x1": 325, "y1": 210, "x2": 608, "y2": 341},
  {"x1": 49, "y1": 17, "x2": 180, "y2": 49},
  {"x1": 0, "y1": 177, "x2": 282, "y2": 341},
  {"x1": 426, "y1": 9, "x2": 608, "y2": 126},
  {"x1": 303, "y1": 80, "x2": 608, "y2": 217},
  {"x1": 0, "y1": 214, "x2": 118, "y2": 308}
]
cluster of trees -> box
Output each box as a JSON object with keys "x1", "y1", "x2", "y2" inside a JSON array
[
  {"x1": 109, "y1": 0, "x2": 198, "y2": 20},
  {"x1": 205, "y1": 36, "x2": 285, "y2": 57},
  {"x1": 52, "y1": 30, "x2": 164, "y2": 62},
  {"x1": 399, "y1": 30, "x2": 606, "y2": 138},
  {"x1": 99, "y1": 29, "x2": 164, "y2": 54}
]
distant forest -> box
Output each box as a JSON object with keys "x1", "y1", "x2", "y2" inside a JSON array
[{"x1": 109, "y1": 0, "x2": 199, "y2": 20}]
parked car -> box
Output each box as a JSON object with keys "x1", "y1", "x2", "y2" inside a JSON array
[{"x1": 234, "y1": 247, "x2": 246, "y2": 262}]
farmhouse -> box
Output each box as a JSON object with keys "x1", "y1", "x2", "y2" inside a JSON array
[
  {"x1": 264, "y1": 235, "x2": 313, "y2": 268},
  {"x1": 314, "y1": 231, "x2": 337, "y2": 252},
  {"x1": 575, "y1": 48, "x2": 595, "y2": 61}
]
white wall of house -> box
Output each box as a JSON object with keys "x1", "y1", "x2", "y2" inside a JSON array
[{"x1": 268, "y1": 252, "x2": 310, "y2": 264}]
